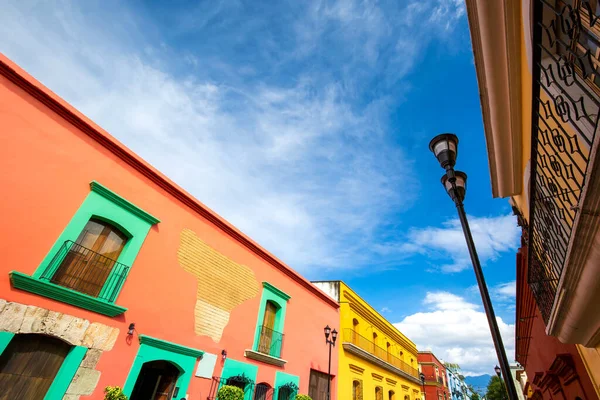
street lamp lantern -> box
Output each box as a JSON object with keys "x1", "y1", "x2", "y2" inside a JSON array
[
  {"x1": 494, "y1": 365, "x2": 502, "y2": 377},
  {"x1": 441, "y1": 171, "x2": 467, "y2": 202},
  {"x1": 429, "y1": 133, "x2": 459, "y2": 169},
  {"x1": 429, "y1": 133, "x2": 519, "y2": 400},
  {"x1": 324, "y1": 325, "x2": 337, "y2": 400}
]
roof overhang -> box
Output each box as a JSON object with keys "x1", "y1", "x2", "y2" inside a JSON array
[{"x1": 465, "y1": 0, "x2": 524, "y2": 198}]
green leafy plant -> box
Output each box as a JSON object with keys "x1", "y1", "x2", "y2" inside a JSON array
[
  {"x1": 485, "y1": 376, "x2": 508, "y2": 400},
  {"x1": 217, "y1": 385, "x2": 244, "y2": 400},
  {"x1": 104, "y1": 386, "x2": 127, "y2": 400},
  {"x1": 296, "y1": 395, "x2": 313, "y2": 400}
]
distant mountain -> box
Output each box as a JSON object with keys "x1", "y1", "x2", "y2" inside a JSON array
[{"x1": 464, "y1": 374, "x2": 491, "y2": 394}]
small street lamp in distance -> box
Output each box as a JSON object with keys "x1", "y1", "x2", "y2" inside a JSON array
[
  {"x1": 429, "y1": 133, "x2": 519, "y2": 400},
  {"x1": 495, "y1": 365, "x2": 502, "y2": 378},
  {"x1": 324, "y1": 325, "x2": 338, "y2": 400},
  {"x1": 420, "y1": 372, "x2": 426, "y2": 400}
]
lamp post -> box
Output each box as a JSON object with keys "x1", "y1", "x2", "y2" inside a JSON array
[
  {"x1": 324, "y1": 325, "x2": 338, "y2": 400},
  {"x1": 420, "y1": 372, "x2": 426, "y2": 400},
  {"x1": 494, "y1": 365, "x2": 502, "y2": 378},
  {"x1": 429, "y1": 133, "x2": 519, "y2": 400}
]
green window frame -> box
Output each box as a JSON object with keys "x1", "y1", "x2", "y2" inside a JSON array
[
  {"x1": 220, "y1": 359, "x2": 259, "y2": 400},
  {"x1": 9, "y1": 181, "x2": 159, "y2": 316},
  {"x1": 274, "y1": 371, "x2": 299, "y2": 399},
  {"x1": 252, "y1": 282, "x2": 290, "y2": 358}
]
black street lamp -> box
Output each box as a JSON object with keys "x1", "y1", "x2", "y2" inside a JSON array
[
  {"x1": 429, "y1": 133, "x2": 519, "y2": 400},
  {"x1": 324, "y1": 325, "x2": 337, "y2": 400},
  {"x1": 495, "y1": 365, "x2": 502, "y2": 378},
  {"x1": 420, "y1": 372, "x2": 426, "y2": 400}
]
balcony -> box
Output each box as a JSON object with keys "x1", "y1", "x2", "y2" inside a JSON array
[
  {"x1": 244, "y1": 326, "x2": 286, "y2": 367},
  {"x1": 528, "y1": 0, "x2": 600, "y2": 345},
  {"x1": 40, "y1": 240, "x2": 129, "y2": 302},
  {"x1": 342, "y1": 329, "x2": 420, "y2": 383}
]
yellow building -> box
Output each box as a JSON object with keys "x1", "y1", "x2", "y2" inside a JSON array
[
  {"x1": 313, "y1": 281, "x2": 422, "y2": 400},
  {"x1": 465, "y1": 0, "x2": 600, "y2": 398}
]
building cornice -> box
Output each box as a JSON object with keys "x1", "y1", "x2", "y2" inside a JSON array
[
  {"x1": 465, "y1": 0, "x2": 524, "y2": 198},
  {"x1": 343, "y1": 290, "x2": 417, "y2": 353},
  {"x1": 0, "y1": 54, "x2": 338, "y2": 310}
]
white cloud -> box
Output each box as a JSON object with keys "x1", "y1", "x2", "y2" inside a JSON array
[
  {"x1": 0, "y1": 0, "x2": 429, "y2": 275},
  {"x1": 380, "y1": 307, "x2": 392, "y2": 313},
  {"x1": 400, "y1": 214, "x2": 520, "y2": 273},
  {"x1": 493, "y1": 281, "x2": 516, "y2": 301},
  {"x1": 395, "y1": 291, "x2": 515, "y2": 376}
]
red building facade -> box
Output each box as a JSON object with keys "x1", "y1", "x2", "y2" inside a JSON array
[
  {"x1": 0, "y1": 55, "x2": 339, "y2": 400},
  {"x1": 515, "y1": 219, "x2": 598, "y2": 400},
  {"x1": 418, "y1": 351, "x2": 450, "y2": 400}
]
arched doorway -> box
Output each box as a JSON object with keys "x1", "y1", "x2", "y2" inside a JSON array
[
  {"x1": 254, "y1": 382, "x2": 272, "y2": 400},
  {"x1": 0, "y1": 333, "x2": 72, "y2": 400},
  {"x1": 130, "y1": 360, "x2": 181, "y2": 400}
]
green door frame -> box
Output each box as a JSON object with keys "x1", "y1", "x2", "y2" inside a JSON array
[{"x1": 123, "y1": 335, "x2": 203, "y2": 399}]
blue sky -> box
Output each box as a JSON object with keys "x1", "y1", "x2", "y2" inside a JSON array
[{"x1": 1, "y1": 0, "x2": 518, "y2": 375}]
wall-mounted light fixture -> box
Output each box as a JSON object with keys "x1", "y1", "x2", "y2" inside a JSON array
[
  {"x1": 221, "y1": 349, "x2": 227, "y2": 361},
  {"x1": 127, "y1": 323, "x2": 136, "y2": 336}
]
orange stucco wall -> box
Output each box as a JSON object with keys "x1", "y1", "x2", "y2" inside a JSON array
[{"x1": 0, "y1": 56, "x2": 338, "y2": 399}]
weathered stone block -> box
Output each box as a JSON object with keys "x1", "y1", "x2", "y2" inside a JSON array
[
  {"x1": 0, "y1": 299, "x2": 7, "y2": 314},
  {"x1": 80, "y1": 349, "x2": 102, "y2": 368},
  {"x1": 0, "y1": 302, "x2": 27, "y2": 332},
  {"x1": 65, "y1": 367, "x2": 101, "y2": 396},
  {"x1": 19, "y1": 305, "x2": 49, "y2": 334},
  {"x1": 61, "y1": 317, "x2": 90, "y2": 346},
  {"x1": 62, "y1": 394, "x2": 80, "y2": 400},
  {"x1": 82, "y1": 323, "x2": 119, "y2": 351},
  {"x1": 42, "y1": 311, "x2": 75, "y2": 339}
]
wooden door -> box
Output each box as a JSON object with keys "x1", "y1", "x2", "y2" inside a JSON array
[
  {"x1": 0, "y1": 334, "x2": 71, "y2": 400},
  {"x1": 52, "y1": 218, "x2": 127, "y2": 297},
  {"x1": 258, "y1": 301, "x2": 277, "y2": 354},
  {"x1": 308, "y1": 370, "x2": 330, "y2": 400}
]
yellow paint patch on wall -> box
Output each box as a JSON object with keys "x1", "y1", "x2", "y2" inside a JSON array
[{"x1": 177, "y1": 229, "x2": 260, "y2": 342}]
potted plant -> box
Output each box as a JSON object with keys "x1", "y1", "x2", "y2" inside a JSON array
[
  {"x1": 217, "y1": 385, "x2": 244, "y2": 400},
  {"x1": 296, "y1": 395, "x2": 312, "y2": 400},
  {"x1": 104, "y1": 386, "x2": 127, "y2": 400}
]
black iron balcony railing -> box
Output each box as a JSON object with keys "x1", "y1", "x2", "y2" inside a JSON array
[
  {"x1": 529, "y1": 0, "x2": 600, "y2": 323},
  {"x1": 40, "y1": 240, "x2": 129, "y2": 302},
  {"x1": 342, "y1": 329, "x2": 420, "y2": 378},
  {"x1": 256, "y1": 325, "x2": 284, "y2": 358},
  {"x1": 438, "y1": 376, "x2": 444, "y2": 385}
]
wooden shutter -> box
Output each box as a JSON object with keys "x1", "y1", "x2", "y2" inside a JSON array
[
  {"x1": 0, "y1": 334, "x2": 71, "y2": 400},
  {"x1": 52, "y1": 218, "x2": 127, "y2": 297},
  {"x1": 308, "y1": 370, "x2": 330, "y2": 400}
]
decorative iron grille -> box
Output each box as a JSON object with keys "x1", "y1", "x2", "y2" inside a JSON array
[
  {"x1": 529, "y1": 0, "x2": 600, "y2": 323},
  {"x1": 40, "y1": 240, "x2": 129, "y2": 302},
  {"x1": 257, "y1": 325, "x2": 284, "y2": 358}
]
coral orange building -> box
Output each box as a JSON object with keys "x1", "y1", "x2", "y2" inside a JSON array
[{"x1": 0, "y1": 54, "x2": 339, "y2": 400}]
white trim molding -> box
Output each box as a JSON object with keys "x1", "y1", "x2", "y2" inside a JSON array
[{"x1": 465, "y1": 0, "x2": 524, "y2": 198}]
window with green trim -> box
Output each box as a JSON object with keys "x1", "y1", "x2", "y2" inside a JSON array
[
  {"x1": 252, "y1": 282, "x2": 290, "y2": 359},
  {"x1": 9, "y1": 181, "x2": 160, "y2": 317}
]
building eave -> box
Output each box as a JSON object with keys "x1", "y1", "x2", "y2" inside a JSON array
[
  {"x1": 0, "y1": 54, "x2": 339, "y2": 309},
  {"x1": 465, "y1": 0, "x2": 524, "y2": 198}
]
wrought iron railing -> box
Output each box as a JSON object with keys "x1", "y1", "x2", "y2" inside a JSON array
[
  {"x1": 257, "y1": 325, "x2": 284, "y2": 358},
  {"x1": 40, "y1": 240, "x2": 129, "y2": 302},
  {"x1": 342, "y1": 329, "x2": 420, "y2": 378},
  {"x1": 438, "y1": 376, "x2": 444, "y2": 385},
  {"x1": 529, "y1": 0, "x2": 600, "y2": 323}
]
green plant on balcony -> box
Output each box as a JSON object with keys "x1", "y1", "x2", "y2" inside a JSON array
[
  {"x1": 104, "y1": 386, "x2": 127, "y2": 400},
  {"x1": 296, "y1": 395, "x2": 312, "y2": 400},
  {"x1": 217, "y1": 385, "x2": 244, "y2": 400}
]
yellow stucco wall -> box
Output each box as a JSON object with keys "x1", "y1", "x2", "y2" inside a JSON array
[{"x1": 337, "y1": 282, "x2": 422, "y2": 400}]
